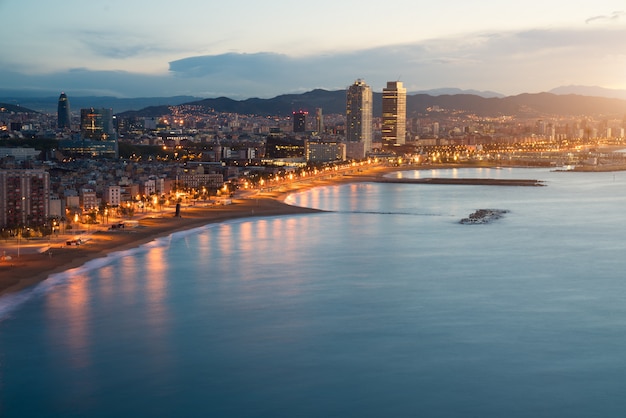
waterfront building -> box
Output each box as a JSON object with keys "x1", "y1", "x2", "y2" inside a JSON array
[
  {"x1": 49, "y1": 196, "x2": 64, "y2": 219},
  {"x1": 106, "y1": 185, "x2": 121, "y2": 207},
  {"x1": 80, "y1": 188, "x2": 97, "y2": 211},
  {"x1": 345, "y1": 141, "x2": 366, "y2": 160},
  {"x1": 346, "y1": 79, "x2": 373, "y2": 157},
  {"x1": 305, "y1": 140, "x2": 346, "y2": 163},
  {"x1": 0, "y1": 169, "x2": 50, "y2": 228},
  {"x1": 177, "y1": 173, "x2": 224, "y2": 190},
  {"x1": 382, "y1": 81, "x2": 407, "y2": 146},
  {"x1": 57, "y1": 92, "x2": 71, "y2": 130},
  {"x1": 263, "y1": 136, "x2": 306, "y2": 166}
]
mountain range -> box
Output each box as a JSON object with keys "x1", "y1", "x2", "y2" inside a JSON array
[
  {"x1": 2, "y1": 86, "x2": 626, "y2": 118},
  {"x1": 120, "y1": 89, "x2": 626, "y2": 119}
]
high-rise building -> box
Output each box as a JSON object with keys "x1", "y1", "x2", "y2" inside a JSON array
[
  {"x1": 60, "y1": 107, "x2": 118, "y2": 157},
  {"x1": 57, "y1": 92, "x2": 71, "y2": 130},
  {"x1": 382, "y1": 81, "x2": 407, "y2": 146},
  {"x1": 315, "y1": 108, "x2": 324, "y2": 134},
  {"x1": 81, "y1": 108, "x2": 115, "y2": 140},
  {"x1": 293, "y1": 111, "x2": 307, "y2": 133},
  {"x1": 346, "y1": 79, "x2": 373, "y2": 156},
  {"x1": 0, "y1": 169, "x2": 50, "y2": 228}
]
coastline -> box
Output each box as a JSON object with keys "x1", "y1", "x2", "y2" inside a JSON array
[
  {"x1": 0, "y1": 165, "x2": 400, "y2": 297},
  {"x1": 1, "y1": 160, "x2": 613, "y2": 297}
]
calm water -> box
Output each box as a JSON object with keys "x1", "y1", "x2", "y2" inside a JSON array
[{"x1": 2, "y1": 167, "x2": 626, "y2": 417}]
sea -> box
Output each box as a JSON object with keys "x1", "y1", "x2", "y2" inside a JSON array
[{"x1": 2, "y1": 167, "x2": 626, "y2": 417}]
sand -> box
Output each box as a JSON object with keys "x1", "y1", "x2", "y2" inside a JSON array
[
  {"x1": 0, "y1": 161, "x2": 567, "y2": 297},
  {"x1": 0, "y1": 165, "x2": 400, "y2": 297}
]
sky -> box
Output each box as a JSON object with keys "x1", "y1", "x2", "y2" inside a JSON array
[{"x1": 1, "y1": 0, "x2": 625, "y2": 99}]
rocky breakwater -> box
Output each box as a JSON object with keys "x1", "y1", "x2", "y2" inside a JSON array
[{"x1": 460, "y1": 209, "x2": 509, "y2": 224}]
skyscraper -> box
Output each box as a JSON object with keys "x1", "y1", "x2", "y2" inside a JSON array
[
  {"x1": 57, "y1": 92, "x2": 71, "y2": 130},
  {"x1": 315, "y1": 108, "x2": 324, "y2": 134},
  {"x1": 382, "y1": 81, "x2": 407, "y2": 146},
  {"x1": 81, "y1": 107, "x2": 115, "y2": 140},
  {"x1": 292, "y1": 111, "x2": 307, "y2": 133},
  {"x1": 346, "y1": 79, "x2": 373, "y2": 155},
  {"x1": 59, "y1": 107, "x2": 118, "y2": 158}
]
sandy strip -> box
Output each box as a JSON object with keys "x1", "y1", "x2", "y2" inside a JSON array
[
  {"x1": 0, "y1": 161, "x2": 575, "y2": 297},
  {"x1": 0, "y1": 165, "x2": 402, "y2": 297}
]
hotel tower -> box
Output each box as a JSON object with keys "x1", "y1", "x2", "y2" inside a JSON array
[{"x1": 381, "y1": 81, "x2": 406, "y2": 146}]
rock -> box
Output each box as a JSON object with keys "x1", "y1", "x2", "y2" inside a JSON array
[{"x1": 460, "y1": 209, "x2": 508, "y2": 224}]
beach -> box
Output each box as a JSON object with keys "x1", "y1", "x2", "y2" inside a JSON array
[
  {"x1": 0, "y1": 160, "x2": 592, "y2": 297},
  {"x1": 0, "y1": 165, "x2": 401, "y2": 297}
]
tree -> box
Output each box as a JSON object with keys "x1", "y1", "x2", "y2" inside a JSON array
[
  {"x1": 99, "y1": 202, "x2": 110, "y2": 224},
  {"x1": 119, "y1": 205, "x2": 135, "y2": 219}
]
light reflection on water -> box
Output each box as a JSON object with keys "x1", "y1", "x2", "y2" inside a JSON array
[{"x1": 2, "y1": 168, "x2": 626, "y2": 417}]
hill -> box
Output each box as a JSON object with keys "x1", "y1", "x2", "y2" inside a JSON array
[
  {"x1": 0, "y1": 103, "x2": 39, "y2": 114},
  {"x1": 187, "y1": 89, "x2": 348, "y2": 115},
  {"x1": 117, "y1": 90, "x2": 626, "y2": 119},
  {"x1": 0, "y1": 95, "x2": 201, "y2": 114},
  {"x1": 406, "y1": 93, "x2": 626, "y2": 118},
  {"x1": 6, "y1": 86, "x2": 626, "y2": 119},
  {"x1": 411, "y1": 88, "x2": 505, "y2": 98},
  {"x1": 549, "y1": 86, "x2": 626, "y2": 101}
]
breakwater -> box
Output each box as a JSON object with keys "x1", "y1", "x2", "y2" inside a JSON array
[{"x1": 372, "y1": 177, "x2": 545, "y2": 186}]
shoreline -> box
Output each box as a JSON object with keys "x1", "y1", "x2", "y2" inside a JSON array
[
  {"x1": 0, "y1": 161, "x2": 618, "y2": 298},
  {"x1": 0, "y1": 198, "x2": 325, "y2": 298},
  {"x1": 0, "y1": 164, "x2": 400, "y2": 297}
]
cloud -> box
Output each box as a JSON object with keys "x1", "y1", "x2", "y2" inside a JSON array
[
  {"x1": 2, "y1": 27, "x2": 626, "y2": 99},
  {"x1": 586, "y1": 11, "x2": 625, "y2": 24},
  {"x1": 166, "y1": 27, "x2": 626, "y2": 94},
  {"x1": 75, "y1": 30, "x2": 176, "y2": 59},
  {"x1": 169, "y1": 53, "x2": 294, "y2": 78}
]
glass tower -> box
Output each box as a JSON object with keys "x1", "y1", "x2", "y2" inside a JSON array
[
  {"x1": 80, "y1": 107, "x2": 115, "y2": 140},
  {"x1": 57, "y1": 92, "x2": 71, "y2": 130},
  {"x1": 59, "y1": 107, "x2": 118, "y2": 158}
]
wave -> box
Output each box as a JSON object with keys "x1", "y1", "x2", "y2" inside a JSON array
[
  {"x1": 0, "y1": 221, "x2": 225, "y2": 322},
  {"x1": 0, "y1": 211, "x2": 308, "y2": 321}
]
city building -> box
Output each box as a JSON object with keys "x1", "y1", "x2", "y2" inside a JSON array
[
  {"x1": 80, "y1": 188, "x2": 97, "y2": 211},
  {"x1": 263, "y1": 136, "x2": 306, "y2": 166},
  {"x1": 305, "y1": 140, "x2": 346, "y2": 163},
  {"x1": 344, "y1": 141, "x2": 367, "y2": 160},
  {"x1": 293, "y1": 111, "x2": 307, "y2": 133},
  {"x1": 176, "y1": 173, "x2": 224, "y2": 190},
  {"x1": 57, "y1": 92, "x2": 71, "y2": 130},
  {"x1": 0, "y1": 147, "x2": 41, "y2": 161},
  {"x1": 81, "y1": 107, "x2": 115, "y2": 140},
  {"x1": 59, "y1": 108, "x2": 118, "y2": 158},
  {"x1": 49, "y1": 196, "x2": 65, "y2": 219},
  {"x1": 382, "y1": 81, "x2": 407, "y2": 146},
  {"x1": 315, "y1": 108, "x2": 324, "y2": 134},
  {"x1": 0, "y1": 169, "x2": 50, "y2": 228},
  {"x1": 346, "y1": 80, "x2": 373, "y2": 157},
  {"x1": 106, "y1": 185, "x2": 121, "y2": 207}
]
